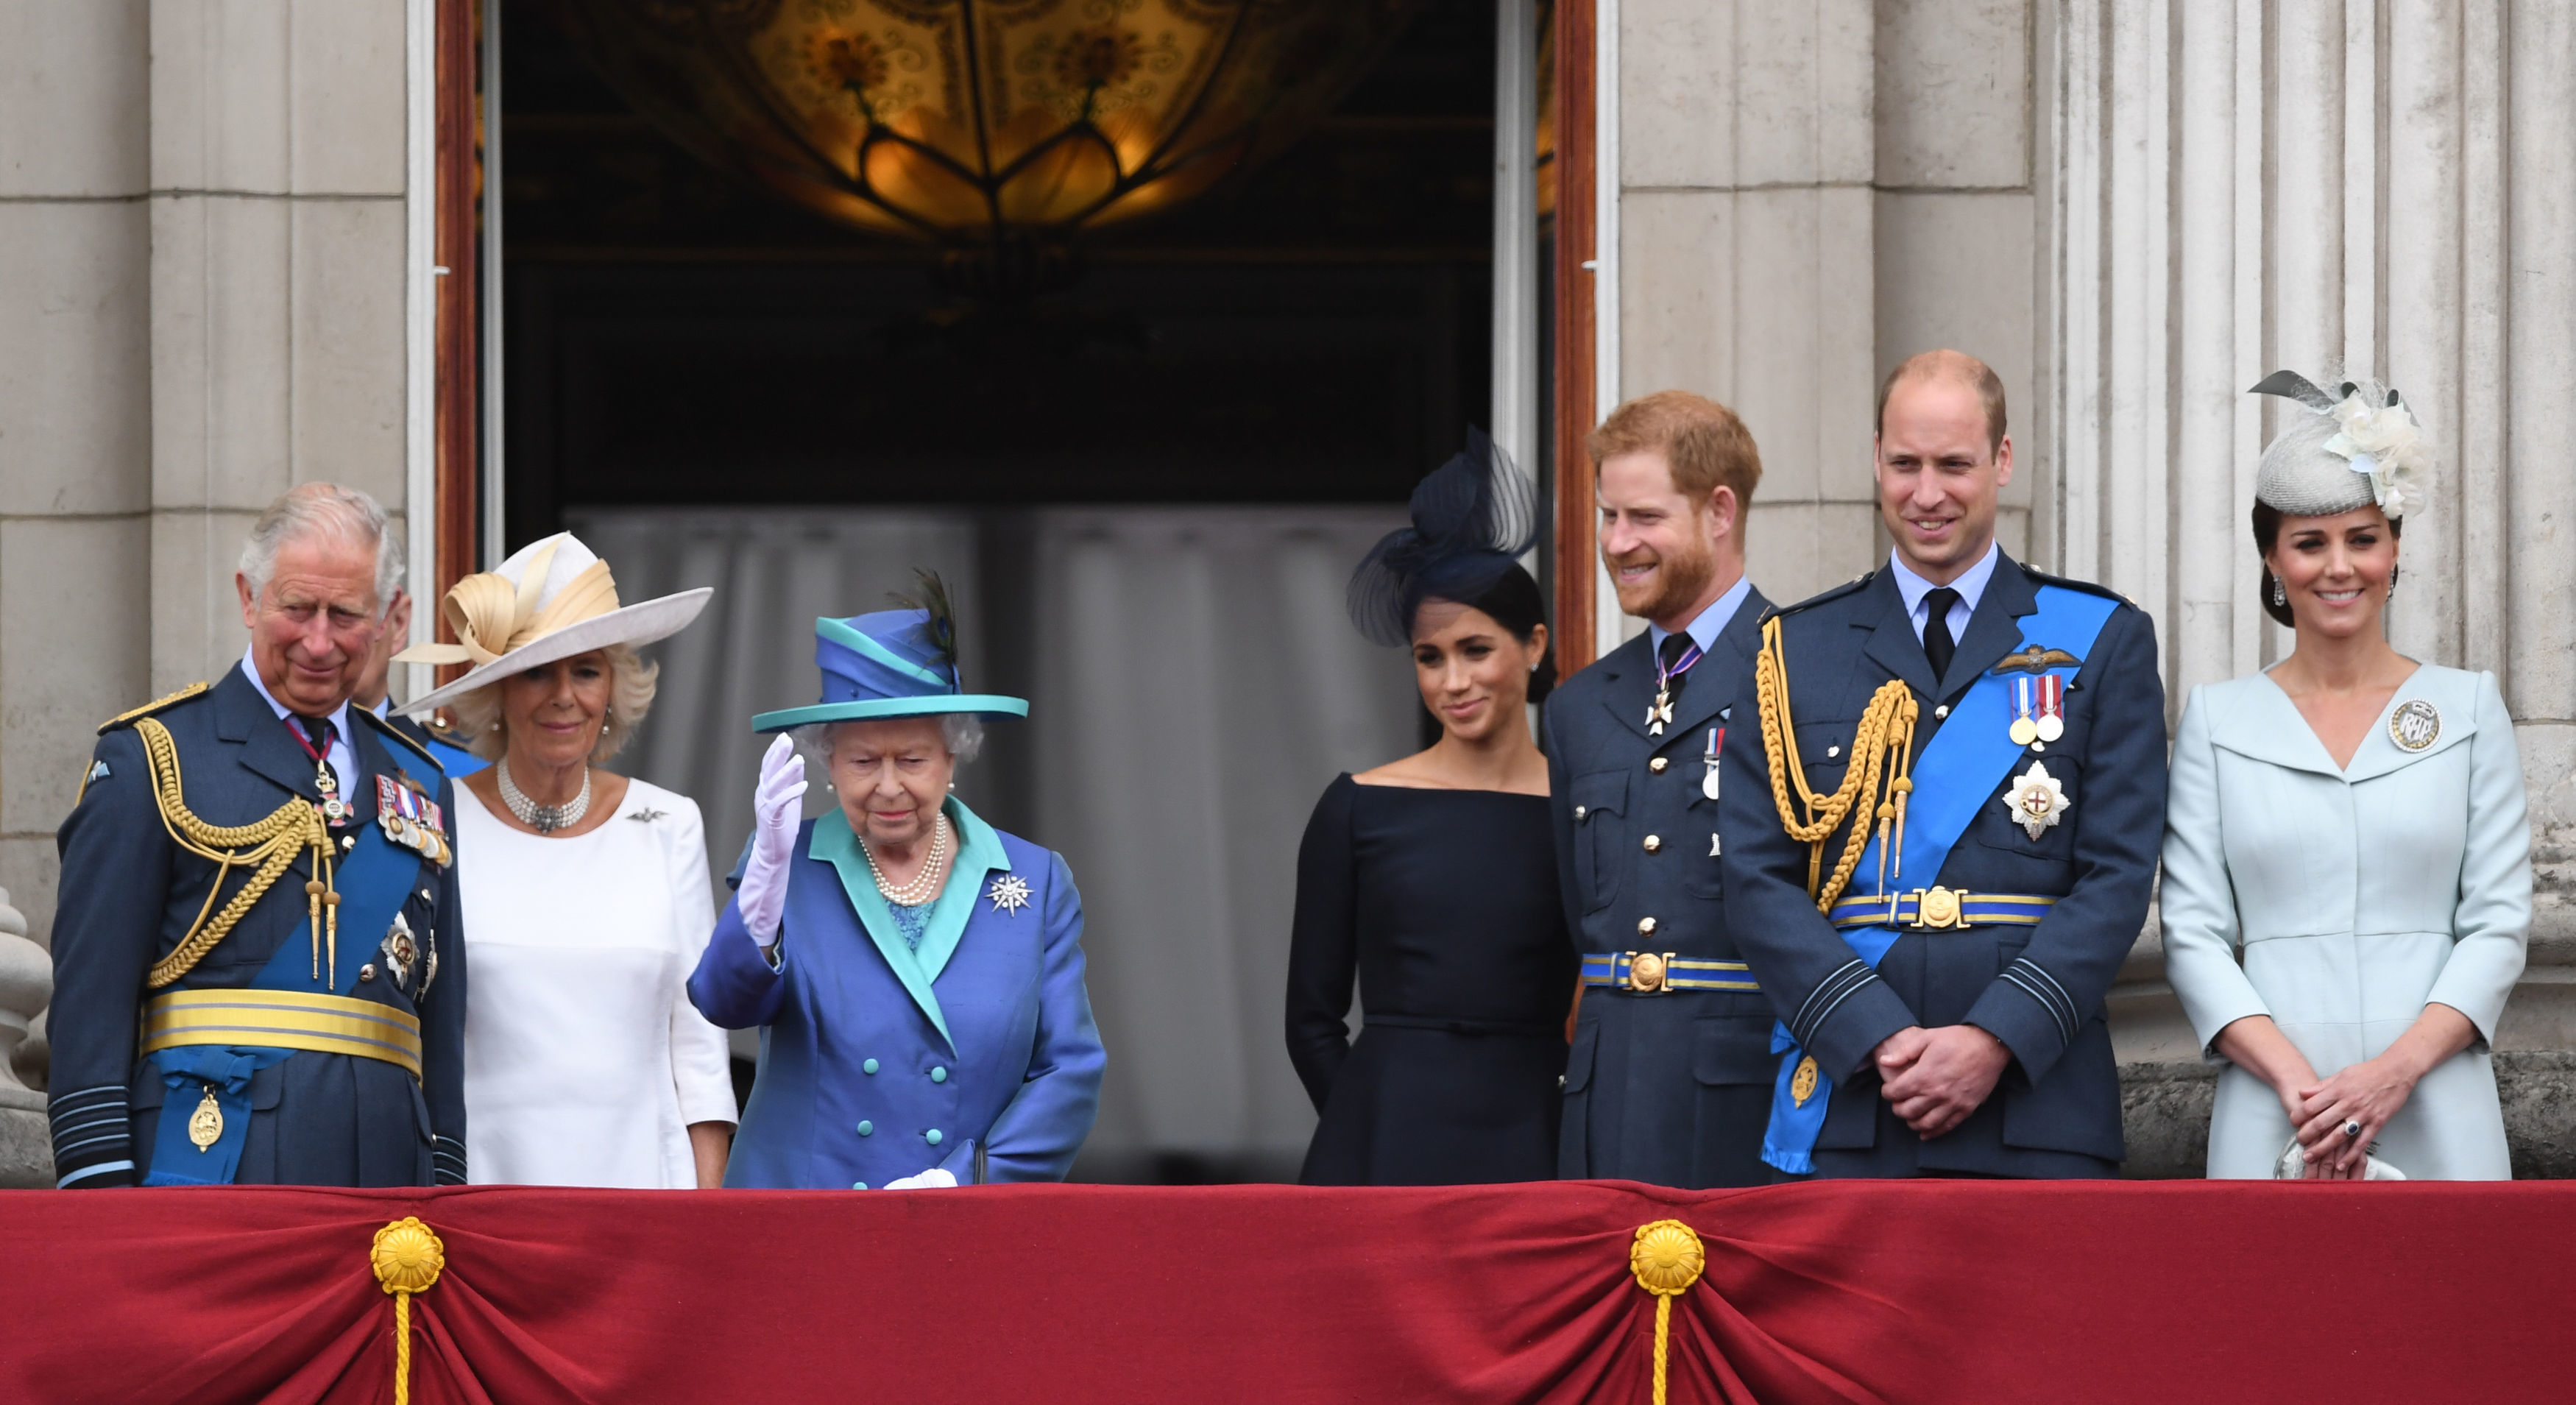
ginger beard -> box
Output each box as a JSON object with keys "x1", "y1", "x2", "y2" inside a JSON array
[{"x1": 1604, "y1": 505, "x2": 1719, "y2": 622}]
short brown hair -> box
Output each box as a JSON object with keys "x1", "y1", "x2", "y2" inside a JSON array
[
  {"x1": 1587, "y1": 389, "x2": 1763, "y2": 508},
  {"x1": 1876, "y1": 350, "x2": 2008, "y2": 457}
]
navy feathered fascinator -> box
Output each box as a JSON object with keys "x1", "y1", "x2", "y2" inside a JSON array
[{"x1": 1346, "y1": 428, "x2": 1539, "y2": 647}]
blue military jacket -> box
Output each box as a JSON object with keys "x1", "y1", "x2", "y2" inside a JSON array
[
  {"x1": 1717, "y1": 555, "x2": 2166, "y2": 1177},
  {"x1": 47, "y1": 667, "x2": 467, "y2": 1188},
  {"x1": 1543, "y1": 586, "x2": 1777, "y2": 1189},
  {"x1": 688, "y1": 800, "x2": 1104, "y2": 1189}
]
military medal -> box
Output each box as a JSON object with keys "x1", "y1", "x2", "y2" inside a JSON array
[
  {"x1": 1791, "y1": 1055, "x2": 1820, "y2": 1108},
  {"x1": 2001, "y1": 760, "x2": 2073, "y2": 840},
  {"x1": 377, "y1": 776, "x2": 452, "y2": 866},
  {"x1": 1646, "y1": 640, "x2": 1702, "y2": 736},
  {"x1": 283, "y1": 717, "x2": 350, "y2": 823},
  {"x1": 188, "y1": 1085, "x2": 223, "y2": 1152},
  {"x1": 1701, "y1": 726, "x2": 1724, "y2": 801},
  {"x1": 2389, "y1": 698, "x2": 2441, "y2": 752},
  {"x1": 380, "y1": 913, "x2": 420, "y2": 990},
  {"x1": 2008, "y1": 676, "x2": 2041, "y2": 747},
  {"x1": 2034, "y1": 674, "x2": 2066, "y2": 743}
]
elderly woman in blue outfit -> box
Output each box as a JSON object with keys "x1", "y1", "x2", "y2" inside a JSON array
[{"x1": 687, "y1": 585, "x2": 1104, "y2": 1189}]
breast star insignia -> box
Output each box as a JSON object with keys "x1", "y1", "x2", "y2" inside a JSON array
[
  {"x1": 2001, "y1": 760, "x2": 2072, "y2": 840},
  {"x1": 986, "y1": 874, "x2": 1033, "y2": 914},
  {"x1": 626, "y1": 807, "x2": 669, "y2": 823}
]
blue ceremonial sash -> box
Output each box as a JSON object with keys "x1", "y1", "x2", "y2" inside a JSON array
[
  {"x1": 143, "y1": 811, "x2": 421, "y2": 1187},
  {"x1": 1761, "y1": 585, "x2": 2118, "y2": 1173}
]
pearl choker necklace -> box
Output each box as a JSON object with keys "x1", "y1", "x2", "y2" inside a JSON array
[
  {"x1": 497, "y1": 759, "x2": 592, "y2": 834},
  {"x1": 863, "y1": 813, "x2": 952, "y2": 907}
]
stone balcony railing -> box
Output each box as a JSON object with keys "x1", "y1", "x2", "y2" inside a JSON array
[{"x1": 0, "y1": 888, "x2": 52, "y2": 1188}]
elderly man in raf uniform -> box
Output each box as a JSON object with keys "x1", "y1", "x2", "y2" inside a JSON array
[
  {"x1": 1546, "y1": 390, "x2": 1777, "y2": 1189},
  {"x1": 47, "y1": 484, "x2": 466, "y2": 1189},
  {"x1": 1721, "y1": 351, "x2": 2165, "y2": 1180}
]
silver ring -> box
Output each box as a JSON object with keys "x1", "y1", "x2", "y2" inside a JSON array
[{"x1": 2342, "y1": 1119, "x2": 2363, "y2": 1139}]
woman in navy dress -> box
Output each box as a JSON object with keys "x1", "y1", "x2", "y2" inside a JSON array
[{"x1": 1287, "y1": 433, "x2": 1575, "y2": 1185}]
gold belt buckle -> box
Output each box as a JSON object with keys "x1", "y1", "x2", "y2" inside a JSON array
[
  {"x1": 1626, "y1": 951, "x2": 1674, "y2": 993},
  {"x1": 1913, "y1": 886, "x2": 1964, "y2": 930}
]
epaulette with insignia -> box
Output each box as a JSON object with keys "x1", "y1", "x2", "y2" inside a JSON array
[
  {"x1": 97, "y1": 682, "x2": 209, "y2": 735},
  {"x1": 1772, "y1": 570, "x2": 1878, "y2": 618},
  {"x1": 2020, "y1": 567, "x2": 2134, "y2": 609},
  {"x1": 356, "y1": 707, "x2": 446, "y2": 774}
]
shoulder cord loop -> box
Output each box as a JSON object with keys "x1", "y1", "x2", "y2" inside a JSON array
[
  {"x1": 1754, "y1": 616, "x2": 1920, "y2": 913},
  {"x1": 133, "y1": 718, "x2": 336, "y2": 989}
]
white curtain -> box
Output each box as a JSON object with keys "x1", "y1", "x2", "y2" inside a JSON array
[{"x1": 563, "y1": 504, "x2": 1415, "y2": 1179}]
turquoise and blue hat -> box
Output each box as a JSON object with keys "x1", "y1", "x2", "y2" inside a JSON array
[{"x1": 751, "y1": 609, "x2": 1029, "y2": 732}]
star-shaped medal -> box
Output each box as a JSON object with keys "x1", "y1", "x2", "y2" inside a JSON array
[
  {"x1": 987, "y1": 874, "x2": 1033, "y2": 914},
  {"x1": 2000, "y1": 760, "x2": 2073, "y2": 841}
]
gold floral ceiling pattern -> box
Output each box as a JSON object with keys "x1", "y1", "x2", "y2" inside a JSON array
[{"x1": 545, "y1": 0, "x2": 1426, "y2": 246}]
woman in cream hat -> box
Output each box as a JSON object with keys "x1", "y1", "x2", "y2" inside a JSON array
[
  {"x1": 393, "y1": 532, "x2": 738, "y2": 1187},
  {"x1": 2159, "y1": 373, "x2": 2530, "y2": 1181}
]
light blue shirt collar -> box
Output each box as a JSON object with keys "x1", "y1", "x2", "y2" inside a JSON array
[
  {"x1": 238, "y1": 647, "x2": 358, "y2": 794},
  {"x1": 1886, "y1": 542, "x2": 2000, "y2": 645},
  {"x1": 1645, "y1": 572, "x2": 1753, "y2": 660}
]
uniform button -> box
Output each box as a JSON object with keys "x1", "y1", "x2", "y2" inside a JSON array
[
  {"x1": 925, "y1": 1129, "x2": 944, "y2": 1146},
  {"x1": 1574, "y1": 805, "x2": 1588, "y2": 821},
  {"x1": 1827, "y1": 745, "x2": 1841, "y2": 759},
  {"x1": 863, "y1": 1058, "x2": 879, "y2": 1075},
  {"x1": 1643, "y1": 835, "x2": 1662, "y2": 853},
  {"x1": 930, "y1": 1066, "x2": 947, "y2": 1083},
  {"x1": 1638, "y1": 917, "x2": 1657, "y2": 935},
  {"x1": 1649, "y1": 757, "x2": 1669, "y2": 773},
  {"x1": 342, "y1": 835, "x2": 357, "y2": 852},
  {"x1": 358, "y1": 964, "x2": 377, "y2": 983},
  {"x1": 852, "y1": 1181, "x2": 868, "y2": 1190},
  {"x1": 857, "y1": 1120, "x2": 874, "y2": 1136},
  {"x1": 1933, "y1": 704, "x2": 1950, "y2": 720}
]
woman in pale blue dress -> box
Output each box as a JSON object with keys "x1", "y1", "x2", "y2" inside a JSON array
[{"x1": 2159, "y1": 372, "x2": 2530, "y2": 1181}]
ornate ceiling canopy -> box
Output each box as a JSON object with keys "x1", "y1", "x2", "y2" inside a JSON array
[{"x1": 545, "y1": 0, "x2": 1426, "y2": 253}]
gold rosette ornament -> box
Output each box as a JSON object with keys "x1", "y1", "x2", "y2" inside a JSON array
[
  {"x1": 372, "y1": 1217, "x2": 447, "y2": 1405},
  {"x1": 1630, "y1": 1220, "x2": 1707, "y2": 1405}
]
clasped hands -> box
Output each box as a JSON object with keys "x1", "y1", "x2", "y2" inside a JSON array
[
  {"x1": 2276, "y1": 1056, "x2": 2421, "y2": 1181},
  {"x1": 1870, "y1": 1024, "x2": 2012, "y2": 1140}
]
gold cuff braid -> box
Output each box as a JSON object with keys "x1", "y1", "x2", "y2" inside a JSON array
[
  {"x1": 133, "y1": 717, "x2": 334, "y2": 989},
  {"x1": 1755, "y1": 615, "x2": 1919, "y2": 913}
]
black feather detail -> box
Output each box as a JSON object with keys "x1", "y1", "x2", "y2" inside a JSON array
[{"x1": 892, "y1": 570, "x2": 960, "y2": 682}]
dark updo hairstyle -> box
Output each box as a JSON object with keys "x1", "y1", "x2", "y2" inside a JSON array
[
  {"x1": 1348, "y1": 428, "x2": 1555, "y2": 702},
  {"x1": 2251, "y1": 500, "x2": 2402, "y2": 628}
]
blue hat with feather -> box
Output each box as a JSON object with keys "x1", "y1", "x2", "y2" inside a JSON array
[{"x1": 751, "y1": 573, "x2": 1027, "y2": 732}]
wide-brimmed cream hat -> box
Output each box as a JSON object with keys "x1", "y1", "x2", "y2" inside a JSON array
[{"x1": 392, "y1": 531, "x2": 711, "y2": 716}]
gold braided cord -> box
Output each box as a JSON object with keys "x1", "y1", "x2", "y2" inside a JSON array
[
  {"x1": 1630, "y1": 1221, "x2": 1705, "y2": 1405},
  {"x1": 372, "y1": 1218, "x2": 445, "y2": 1405},
  {"x1": 132, "y1": 717, "x2": 332, "y2": 989},
  {"x1": 1755, "y1": 617, "x2": 1920, "y2": 914}
]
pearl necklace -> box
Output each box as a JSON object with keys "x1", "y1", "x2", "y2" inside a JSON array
[
  {"x1": 862, "y1": 813, "x2": 952, "y2": 907},
  {"x1": 497, "y1": 759, "x2": 592, "y2": 834}
]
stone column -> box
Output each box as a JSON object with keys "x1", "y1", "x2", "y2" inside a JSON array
[{"x1": 2050, "y1": 0, "x2": 2576, "y2": 1174}]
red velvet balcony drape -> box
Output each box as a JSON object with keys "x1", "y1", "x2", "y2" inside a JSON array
[{"x1": 4, "y1": 1179, "x2": 2567, "y2": 1404}]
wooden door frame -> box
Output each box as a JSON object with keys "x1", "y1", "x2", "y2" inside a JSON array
[
  {"x1": 1549, "y1": 0, "x2": 1599, "y2": 670},
  {"x1": 432, "y1": 0, "x2": 481, "y2": 649}
]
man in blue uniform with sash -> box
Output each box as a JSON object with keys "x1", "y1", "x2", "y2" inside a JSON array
[
  {"x1": 47, "y1": 484, "x2": 466, "y2": 1189},
  {"x1": 1546, "y1": 390, "x2": 1777, "y2": 1188},
  {"x1": 1721, "y1": 352, "x2": 2166, "y2": 1178}
]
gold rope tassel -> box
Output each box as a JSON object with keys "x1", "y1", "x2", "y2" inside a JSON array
[
  {"x1": 372, "y1": 1218, "x2": 445, "y2": 1405},
  {"x1": 134, "y1": 717, "x2": 334, "y2": 988},
  {"x1": 1630, "y1": 1220, "x2": 1706, "y2": 1405},
  {"x1": 1754, "y1": 617, "x2": 1919, "y2": 912}
]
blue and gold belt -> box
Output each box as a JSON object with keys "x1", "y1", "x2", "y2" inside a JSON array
[
  {"x1": 1579, "y1": 952, "x2": 1759, "y2": 994},
  {"x1": 142, "y1": 988, "x2": 423, "y2": 1079},
  {"x1": 1825, "y1": 886, "x2": 2058, "y2": 932}
]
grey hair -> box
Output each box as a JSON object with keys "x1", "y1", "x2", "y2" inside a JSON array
[
  {"x1": 238, "y1": 482, "x2": 403, "y2": 610},
  {"x1": 794, "y1": 715, "x2": 986, "y2": 766}
]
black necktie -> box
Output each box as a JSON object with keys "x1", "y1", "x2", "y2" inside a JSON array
[
  {"x1": 1657, "y1": 631, "x2": 1695, "y2": 704},
  {"x1": 296, "y1": 714, "x2": 334, "y2": 755},
  {"x1": 1921, "y1": 587, "x2": 1961, "y2": 684}
]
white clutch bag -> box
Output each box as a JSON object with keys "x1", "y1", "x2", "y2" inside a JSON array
[{"x1": 2275, "y1": 1136, "x2": 2406, "y2": 1181}]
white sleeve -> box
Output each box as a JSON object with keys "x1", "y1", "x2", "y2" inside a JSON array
[
  {"x1": 2158, "y1": 686, "x2": 2272, "y2": 1058},
  {"x1": 2424, "y1": 673, "x2": 2531, "y2": 1046},
  {"x1": 663, "y1": 795, "x2": 740, "y2": 1125}
]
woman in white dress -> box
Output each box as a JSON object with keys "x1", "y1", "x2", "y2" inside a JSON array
[
  {"x1": 396, "y1": 532, "x2": 737, "y2": 1187},
  {"x1": 2161, "y1": 372, "x2": 2530, "y2": 1181}
]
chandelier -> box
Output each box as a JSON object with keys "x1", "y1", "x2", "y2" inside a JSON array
[{"x1": 545, "y1": 0, "x2": 1424, "y2": 275}]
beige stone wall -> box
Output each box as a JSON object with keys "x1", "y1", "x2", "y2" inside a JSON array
[{"x1": 0, "y1": 0, "x2": 414, "y2": 952}]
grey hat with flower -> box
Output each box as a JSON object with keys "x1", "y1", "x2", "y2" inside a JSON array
[{"x1": 2248, "y1": 370, "x2": 2432, "y2": 520}]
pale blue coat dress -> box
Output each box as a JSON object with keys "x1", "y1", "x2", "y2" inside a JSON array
[{"x1": 2159, "y1": 664, "x2": 2530, "y2": 1179}]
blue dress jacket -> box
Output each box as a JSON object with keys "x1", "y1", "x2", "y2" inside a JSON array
[{"x1": 687, "y1": 799, "x2": 1104, "y2": 1189}]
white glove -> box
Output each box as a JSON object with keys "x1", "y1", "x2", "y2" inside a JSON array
[
  {"x1": 737, "y1": 734, "x2": 808, "y2": 946},
  {"x1": 2274, "y1": 1137, "x2": 2407, "y2": 1181},
  {"x1": 882, "y1": 1168, "x2": 957, "y2": 1190}
]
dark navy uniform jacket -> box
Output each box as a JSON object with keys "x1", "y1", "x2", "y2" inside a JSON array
[
  {"x1": 1544, "y1": 585, "x2": 1775, "y2": 1189},
  {"x1": 47, "y1": 666, "x2": 467, "y2": 1188},
  {"x1": 1718, "y1": 555, "x2": 2165, "y2": 1178}
]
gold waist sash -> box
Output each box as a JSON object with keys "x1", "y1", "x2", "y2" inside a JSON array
[{"x1": 142, "y1": 988, "x2": 422, "y2": 1080}]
